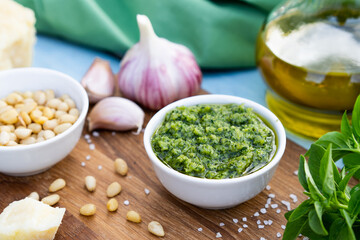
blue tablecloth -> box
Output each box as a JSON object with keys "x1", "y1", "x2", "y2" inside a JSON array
[{"x1": 33, "y1": 34, "x2": 313, "y2": 149}]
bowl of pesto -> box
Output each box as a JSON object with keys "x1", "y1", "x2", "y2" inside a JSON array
[{"x1": 144, "y1": 94, "x2": 286, "y2": 209}]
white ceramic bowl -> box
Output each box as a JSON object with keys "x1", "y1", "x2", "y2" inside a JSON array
[
  {"x1": 144, "y1": 94, "x2": 286, "y2": 209},
  {"x1": 0, "y1": 68, "x2": 88, "y2": 176}
]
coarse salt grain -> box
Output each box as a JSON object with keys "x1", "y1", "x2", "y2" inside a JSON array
[
  {"x1": 92, "y1": 131, "x2": 100, "y2": 137},
  {"x1": 219, "y1": 222, "x2": 225, "y2": 227},
  {"x1": 258, "y1": 225, "x2": 265, "y2": 229},
  {"x1": 84, "y1": 134, "x2": 90, "y2": 140},
  {"x1": 89, "y1": 143, "x2": 95, "y2": 150},
  {"x1": 216, "y1": 232, "x2": 222, "y2": 238},
  {"x1": 242, "y1": 217, "x2": 247, "y2": 222},
  {"x1": 260, "y1": 237, "x2": 266, "y2": 240},
  {"x1": 268, "y1": 220, "x2": 273, "y2": 225},
  {"x1": 124, "y1": 200, "x2": 129, "y2": 206},
  {"x1": 265, "y1": 185, "x2": 271, "y2": 190},
  {"x1": 98, "y1": 165, "x2": 102, "y2": 170},
  {"x1": 260, "y1": 208, "x2": 267, "y2": 214},
  {"x1": 264, "y1": 220, "x2": 269, "y2": 225},
  {"x1": 281, "y1": 200, "x2": 291, "y2": 211},
  {"x1": 254, "y1": 212, "x2": 260, "y2": 217},
  {"x1": 86, "y1": 155, "x2": 91, "y2": 160},
  {"x1": 277, "y1": 232, "x2": 281, "y2": 238},
  {"x1": 271, "y1": 204, "x2": 278, "y2": 209},
  {"x1": 281, "y1": 225, "x2": 286, "y2": 230},
  {"x1": 290, "y1": 194, "x2": 298, "y2": 203},
  {"x1": 266, "y1": 198, "x2": 272, "y2": 205},
  {"x1": 144, "y1": 188, "x2": 150, "y2": 195},
  {"x1": 86, "y1": 139, "x2": 92, "y2": 144},
  {"x1": 238, "y1": 227, "x2": 243, "y2": 233},
  {"x1": 243, "y1": 224, "x2": 248, "y2": 228},
  {"x1": 276, "y1": 209, "x2": 281, "y2": 214},
  {"x1": 81, "y1": 162, "x2": 86, "y2": 167},
  {"x1": 198, "y1": 228, "x2": 202, "y2": 232},
  {"x1": 293, "y1": 170, "x2": 298, "y2": 176},
  {"x1": 257, "y1": 220, "x2": 261, "y2": 225},
  {"x1": 233, "y1": 218, "x2": 238, "y2": 223},
  {"x1": 268, "y1": 193, "x2": 275, "y2": 198},
  {"x1": 265, "y1": 204, "x2": 269, "y2": 209}
]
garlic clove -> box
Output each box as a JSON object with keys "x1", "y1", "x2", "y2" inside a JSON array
[
  {"x1": 87, "y1": 97, "x2": 144, "y2": 133},
  {"x1": 81, "y1": 58, "x2": 115, "y2": 104},
  {"x1": 117, "y1": 15, "x2": 202, "y2": 110}
]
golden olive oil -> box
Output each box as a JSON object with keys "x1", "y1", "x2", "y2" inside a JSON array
[{"x1": 257, "y1": 9, "x2": 360, "y2": 138}]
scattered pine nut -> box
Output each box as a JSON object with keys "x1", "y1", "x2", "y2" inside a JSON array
[
  {"x1": 80, "y1": 204, "x2": 96, "y2": 216},
  {"x1": 27, "y1": 191, "x2": 39, "y2": 200},
  {"x1": 85, "y1": 176, "x2": 96, "y2": 192},
  {"x1": 107, "y1": 198, "x2": 119, "y2": 212},
  {"x1": 148, "y1": 221, "x2": 165, "y2": 237},
  {"x1": 49, "y1": 178, "x2": 66, "y2": 192},
  {"x1": 106, "y1": 182, "x2": 122, "y2": 198},
  {"x1": 115, "y1": 158, "x2": 128, "y2": 176},
  {"x1": 41, "y1": 194, "x2": 60, "y2": 206},
  {"x1": 126, "y1": 210, "x2": 141, "y2": 223}
]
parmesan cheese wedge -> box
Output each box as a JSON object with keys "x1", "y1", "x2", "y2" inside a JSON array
[
  {"x1": 0, "y1": 0, "x2": 36, "y2": 70},
  {"x1": 0, "y1": 198, "x2": 66, "y2": 240}
]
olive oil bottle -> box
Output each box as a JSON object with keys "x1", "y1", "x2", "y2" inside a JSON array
[{"x1": 257, "y1": 0, "x2": 360, "y2": 139}]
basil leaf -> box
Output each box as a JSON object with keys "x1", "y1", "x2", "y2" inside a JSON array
[
  {"x1": 332, "y1": 159, "x2": 341, "y2": 184},
  {"x1": 329, "y1": 218, "x2": 354, "y2": 240},
  {"x1": 320, "y1": 144, "x2": 335, "y2": 197},
  {"x1": 340, "y1": 209, "x2": 357, "y2": 240},
  {"x1": 339, "y1": 166, "x2": 360, "y2": 191},
  {"x1": 341, "y1": 111, "x2": 352, "y2": 138},
  {"x1": 307, "y1": 144, "x2": 325, "y2": 188},
  {"x1": 316, "y1": 132, "x2": 351, "y2": 149},
  {"x1": 352, "y1": 95, "x2": 360, "y2": 140},
  {"x1": 349, "y1": 187, "x2": 360, "y2": 218},
  {"x1": 284, "y1": 209, "x2": 294, "y2": 220},
  {"x1": 350, "y1": 183, "x2": 360, "y2": 195},
  {"x1": 283, "y1": 216, "x2": 308, "y2": 240},
  {"x1": 304, "y1": 158, "x2": 326, "y2": 201},
  {"x1": 309, "y1": 207, "x2": 328, "y2": 236},
  {"x1": 289, "y1": 199, "x2": 313, "y2": 222},
  {"x1": 300, "y1": 219, "x2": 328, "y2": 240},
  {"x1": 298, "y1": 155, "x2": 309, "y2": 192},
  {"x1": 343, "y1": 152, "x2": 360, "y2": 168}
]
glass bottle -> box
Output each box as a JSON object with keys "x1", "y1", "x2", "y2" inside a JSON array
[{"x1": 256, "y1": 0, "x2": 360, "y2": 139}]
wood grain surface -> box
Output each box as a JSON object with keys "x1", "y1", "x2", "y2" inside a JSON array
[{"x1": 0, "y1": 97, "x2": 310, "y2": 240}]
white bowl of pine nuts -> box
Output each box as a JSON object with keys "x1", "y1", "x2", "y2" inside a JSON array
[{"x1": 0, "y1": 68, "x2": 89, "y2": 176}]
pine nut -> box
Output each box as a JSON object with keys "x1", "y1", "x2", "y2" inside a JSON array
[
  {"x1": 22, "y1": 91, "x2": 33, "y2": 99},
  {"x1": 107, "y1": 198, "x2": 119, "y2": 212},
  {"x1": 45, "y1": 89, "x2": 55, "y2": 100},
  {"x1": 54, "y1": 123, "x2": 72, "y2": 134},
  {"x1": 28, "y1": 191, "x2": 39, "y2": 200},
  {"x1": 34, "y1": 91, "x2": 46, "y2": 105},
  {"x1": 64, "y1": 98, "x2": 76, "y2": 108},
  {"x1": 20, "y1": 111, "x2": 31, "y2": 125},
  {"x1": 0, "y1": 131, "x2": 10, "y2": 145},
  {"x1": 59, "y1": 114, "x2": 77, "y2": 124},
  {"x1": 21, "y1": 101, "x2": 37, "y2": 113},
  {"x1": 20, "y1": 137, "x2": 36, "y2": 145},
  {"x1": 55, "y1": 110, "x2": 66, "y2": 118},
  {"x1": 0, "y1": 126, "x2": 11, "y2": 132},
  {"x1": 43, "y1": 130, "x2": 55, "y2": 140},
  {"x1": 9, "y1": 132, "x2": 17, "y2": 141},
  {"x1": 69, "y1": 108, "x2": 80, "y2": 117},
  {"x1": 14, "y1": 128, "x2": 32, "y2": 139},
  {"x1": 60, "y1": 94, "x2": 70, "y2": 100},
  {"x1": 115, "y1": 158, "x2": 128, "y2": 176},
  {"x1": 49, "y1": 178, "x2": 66, "y2": 192},
  {"x1": 80, "y1": 204, "x2": 96, "y2": 216},
  {"x1": 43, "y1": 119, "x2": 58, "y2": 130},
  {"x1": 5, "y1": 92, "x2": 23, "y2": 105},
  {"x1": 106, "y1": 182, "x2": 122, "y2": 197},
  {"x1": 41, "y1": 194, "x2": 60, "y2": 206},
  {"x1": 34, "y1": 116, "x2": 48, "y2": 125},
  {"x1": 6, "y1": 140, "x2": 18, "y2": 146},
  {"x1": 57, "y1": 102, "x2": 69, "y2": 112},
  {"x1": 36, "y1": 137, "x2": 45, "y2": 143},
  {"x1": 148, "y1": 221, "x2": 165, "y2": 237},
  {"x1": 126, "y1": 210, "x2": 141, "y2": 223},
  {"x1": 85, "y1": 176, "x2": 96, "y2": 192},
  {"x1": 0, "y1": 108, "x2": 18, "y2": 124},
  {"x1": 0, "y1": 100, "x2": 7, "y2": 108},
  {"x1": 28, "y1": 123, "x2": 42, "y2": 133},
  {"x1": 46, "y1": 98, "x2": 62, "y2": 109},
  {"x1": 43, "y1": 107, "x2": 54, "y2": 120}
]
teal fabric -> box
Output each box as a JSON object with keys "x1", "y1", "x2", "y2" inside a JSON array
[{"x1": 16, "y1": 0, "x2": 281, "y2": 68}]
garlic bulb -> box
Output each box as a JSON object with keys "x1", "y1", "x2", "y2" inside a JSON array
[
  {"x1": 117, "y1": 15, "x2": 202, "y2": 110},
  {"x1": 87, "y1": 97, "x2": 144, "y2": 133},
  {"x1": 81, "y1": 58, "x2": 115, "y2": 104}
]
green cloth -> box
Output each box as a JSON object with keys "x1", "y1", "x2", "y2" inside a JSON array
[{"x1": 16, "y1": 0, "x2": 281, "y2": 68}]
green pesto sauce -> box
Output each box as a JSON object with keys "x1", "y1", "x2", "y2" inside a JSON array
[{"x1": 151, "y1": 104, "x2": 276, "y2": 179}]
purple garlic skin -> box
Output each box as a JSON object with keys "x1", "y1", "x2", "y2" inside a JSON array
[
  {"x1": 117, "y1": 15, "x2": 202, "y2": 110},
  {"x1": 81, "y1": 58, "x2": 115, "y2": 104}
]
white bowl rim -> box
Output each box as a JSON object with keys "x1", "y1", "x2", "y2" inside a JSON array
[
  {"x1": 144, "y1": 94, "x2": 286, "y2": 185},
  {"x1": 0, "y1": 67, "x2": 89, "y2": 152}
]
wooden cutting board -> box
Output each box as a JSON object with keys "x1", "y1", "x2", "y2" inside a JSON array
[{"x1": 0, "y1": 94, "x2": 309, "y2": 240}]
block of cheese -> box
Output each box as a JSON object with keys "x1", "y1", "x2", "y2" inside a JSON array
[
  {"x1": 0, "y1": 0, "x2": 36, "y2": 70},
  {"x1": 0, "y1": 198, "x2": 66, "y2": 240}
]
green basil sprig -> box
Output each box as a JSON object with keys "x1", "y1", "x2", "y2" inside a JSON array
[{"x1": 284, "y1": 96, "x2": 360, "y2": 240}]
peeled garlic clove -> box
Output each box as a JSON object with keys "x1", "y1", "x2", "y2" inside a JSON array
[
  {"x1": 81, "y1": 58, "x2": 115, "y2": 104},
  {"x1": 117, "y1": 15, "x2": 202, "y2": 110},
  {"x1": 87, "y1": 97, "x2": 144, "y2": 133}
]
